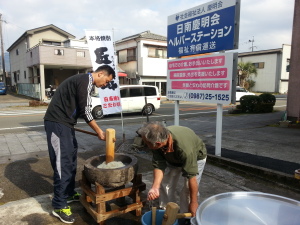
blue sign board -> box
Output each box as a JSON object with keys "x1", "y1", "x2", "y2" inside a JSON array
[{"x1": 167, "y1": 0, "x2": 240, "y2": 58}]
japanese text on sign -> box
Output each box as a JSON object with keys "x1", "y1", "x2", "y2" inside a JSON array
[
  {"x1": 174, "y1": 1, "x2": 224, "y2": 22},
  {"x1": 168, "y1": 55, "x2": 225, "y2": 69},
  {"x1": 167, "y1": 52, "x2": 237, "y2": 104},
  {"x1": 167, "y1": 0, "x2": 238, "y2": 57},
  {"x1": 88, "y1": 36, "x2": 112, "y2": 41},
  {"x1": 102, "y1": 95, "x2": 121, "y2": 109},
  {"x1": 170, "y1": 68, "x2": 227, "y2": 79}
]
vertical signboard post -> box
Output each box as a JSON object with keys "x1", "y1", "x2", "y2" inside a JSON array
[{"x1": 167, "y1": 0, "x2": 240, "y2": 156}]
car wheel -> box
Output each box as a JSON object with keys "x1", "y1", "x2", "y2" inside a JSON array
[
  {"x1": 92, "y1": 106, "x2": 104, "y2": 119},
  {"x1": 142, "y1": 104, "x2": 154, "y2": 115}
]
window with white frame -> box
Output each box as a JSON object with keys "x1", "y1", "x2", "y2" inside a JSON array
[
  {"x1": 54, "y1": 49, "x2": 64, "y2": 55},
  {"x1": 127, "y1": 48, "x2": 136, "y2": 61},
  {"x1": 252, "y1": 62, "x2": 264, "y2": 69},
  {"x1": 118, "y1": 50, "x2": 127, "y2": 63},
  {"x1": 148, "y1": 46, "x2": 167, "y2": 59},
  {"x1": 43, "y1": 40, "x2": 61, "y2": 46},
  {"x1": 77, "y1": 51, "x2": 85, "y2": 57},
  {"x1": 286, "y1": 59, "x2": 290, "y2": 72}
]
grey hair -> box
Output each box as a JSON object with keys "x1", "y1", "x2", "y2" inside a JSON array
[{"x1": 137, "y1": 121, "x2": 170, "y2": 146}]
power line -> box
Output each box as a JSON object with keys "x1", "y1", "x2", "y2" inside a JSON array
[
  {"x1": 249, "y1": 36, "x2": 257, "y2": 52},
  {"x1": 0, "y1": 15, "x2": 29, "y2": 50}
]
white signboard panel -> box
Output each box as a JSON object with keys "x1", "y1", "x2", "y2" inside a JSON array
[
  {"x1": 85, "y1": 29, "x2": 122, "y2": 115},
  {"x1": 167, "y1": 52, "x2": 237, "y2": 104}
]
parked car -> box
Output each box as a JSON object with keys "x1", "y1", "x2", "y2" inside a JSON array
[
  {"x1": 91, "y1": 85, "x2": 161, "y2": 119},
  {"x1": 0, "y1": 82, "x2": 7, "y2": 95},
  {"x1": 236, "y1": 86, "x2": 255, "y2": 101}
]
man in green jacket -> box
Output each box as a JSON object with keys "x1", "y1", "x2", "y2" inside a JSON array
[{"x1": 137, "y1": 121, "x2": 207, "y2": 217}]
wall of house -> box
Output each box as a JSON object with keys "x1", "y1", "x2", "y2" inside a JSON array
[
  {"x1": 9, "y1": 39, "x2": 28, "y2": 85},
  {"x1": 238, "y1": 53, "x2": 279, "y2": 93},
  {"x1": 116, "y1": 39, "x2": 138, "y2": 80},
  {"x1": 10, "y1": 29, "x2": 71, "y2": 86},
  {"x1": 28, "y1": 29, "x2": 68, "y2": 47},
  {"x1": 116, "y1": 40, "x2": 137, "y2": 50},
  {"x1": 138, "y1": 39, "x2": 167, "y2": 77},
  {"x1": 138, "y1": 57, "x2": 167, "y2": 77},
  {"x1": 69, "y1": 39, "x2": 87, "y2": 48},
  {"x1": 118, "y1": 61, "x2": 137, "y2": 79},
  {"x1": 279, "y1": 44, "x2": 291, "y2": 93},
  {"x1": 38, "y1": 45, "x2": 91, "y2": 67}
]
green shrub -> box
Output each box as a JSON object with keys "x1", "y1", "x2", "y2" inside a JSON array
[
  {"x1": 240, "y1": 95, "x2": 261, "y2": 113},
  {"x1": 259, "y1": 93, "x2": 276, "y2": 106},
  {"x1": 239, "y1": 93, "x2": 276, "y2": 113},
  {"x1": 253, "y1": 103, "x2": 274, "y2": 113}
]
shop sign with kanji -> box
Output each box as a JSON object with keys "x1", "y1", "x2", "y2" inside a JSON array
[{"x1": 167, "y1": 0, "x2": 240, "y2": 57}]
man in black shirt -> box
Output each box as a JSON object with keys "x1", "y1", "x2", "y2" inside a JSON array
[{"x1": 44, "y1": 65, "x2": 115, "y2": 223}]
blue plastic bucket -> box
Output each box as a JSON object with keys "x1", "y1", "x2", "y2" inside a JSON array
[{"x1": 141, "y1": 209, "x2": 179, "y2": 225}]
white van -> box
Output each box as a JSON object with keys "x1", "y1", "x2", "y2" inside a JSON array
[
  {"x1": 235, "y1": 86, "x2": 255, "y2": 101},
  {"x1": 91, "y1": 85, "x2": 161, "y2": 119}
]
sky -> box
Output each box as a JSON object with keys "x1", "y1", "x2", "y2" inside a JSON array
[{"x1": 0, "y1": 0, "x2": 295, "y2": 55}]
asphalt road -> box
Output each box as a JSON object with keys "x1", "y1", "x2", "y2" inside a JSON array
[
  {"x1": 0, "y1": 93, "x2": 287, "y2": 134},
  {"x1": 1, "y1": 93, "x2": 300, "y2": 225}
]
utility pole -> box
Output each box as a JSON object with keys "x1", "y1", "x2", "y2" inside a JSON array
[
  {"x1": 0, "y1": 14, "x2": 6, "y2": 84},
  {"x1": 249, "y1": 36, "x2": 256, "y2": 52}
]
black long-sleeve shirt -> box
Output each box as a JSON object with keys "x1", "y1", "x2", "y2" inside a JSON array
[{"x1": 44, "y1": 73, "x2": 94, "y2": 128}]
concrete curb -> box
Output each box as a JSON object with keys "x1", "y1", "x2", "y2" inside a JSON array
[{"x1": 207, "y1": 154, "x2": 300, "y2": 192}]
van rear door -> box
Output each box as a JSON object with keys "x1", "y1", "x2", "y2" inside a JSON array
[
  {"x1": 144, "y1": 86, "x2": 161, "y2": 110},
  {"x1": 126, "y1": 87, "x2": 144, "y2": 112},
  {"x1": 120, "y1": 88, "x2": 129, "y2": 112}
]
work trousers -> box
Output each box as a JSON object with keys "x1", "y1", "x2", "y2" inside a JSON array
[
  {"x1": 44, "y1": 120, "x2": 78, "y2": 209},
  {"x1": 159, "y1": 158, "x2": 206, "y2": 213}
]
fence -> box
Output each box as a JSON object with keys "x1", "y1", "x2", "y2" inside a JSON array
[{"x1": 16, "y1": 83, "x2": 41, "y2": 99}]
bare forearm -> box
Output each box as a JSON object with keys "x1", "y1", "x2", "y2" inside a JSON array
[
  {"x1": 152, "y1": 168, "x2": 164, "y2": 188},
  {"x1": 188, "y1": 176, "x2": 199, "y2": 216},
  {"x1": 147, "y1": 168, "x2": 164, "y2": 200}
]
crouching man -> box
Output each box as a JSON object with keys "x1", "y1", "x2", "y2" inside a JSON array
[{"x1": 137, "y1": 121, "x2": 207, "y2": 217}]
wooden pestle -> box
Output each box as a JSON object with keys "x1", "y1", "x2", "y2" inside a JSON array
[
  {"x1": 105, "y1": 128, "x2": 116, "y2": 164},
  {"x1": 162, "y1": 202, "x2": 193, "y2": 225},
  {"x1": 152, "y1": 206, "x2": 157, "y2": 225}
]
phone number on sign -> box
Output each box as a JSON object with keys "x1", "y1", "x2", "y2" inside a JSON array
[{"x1": 188, "y1": 93, "x2": 229, "y2": 101}]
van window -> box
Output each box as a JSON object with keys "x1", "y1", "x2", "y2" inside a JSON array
[
  {"x1": 120, "y1": 88, "x2": 128, "y2": 98},
  {"x1": 129, "y1": 88, "x2": 143, "y2": 97},
  {"x1": 144, "y1": 87, "x2": 157, "y2": 96}
]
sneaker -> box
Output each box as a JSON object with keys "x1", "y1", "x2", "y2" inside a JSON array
[
  {"x1": 67, "y1": 192, "x2": 81, "y2": 203},
  {"x1": 52, "y1": 206, "x2": 75, "y2": 224}
]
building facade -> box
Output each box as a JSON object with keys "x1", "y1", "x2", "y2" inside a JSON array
[
  {"x1": 7, "y1": 24, "x2": 92, "y2": 100},
  {"x1": 238, "y1": 44, "x2": 291, "y2": 94},
  {"x1": 7, "y1": 24, "x2": 291, "y2": 101},
  {"x1": 115, "y1": 31, "x2": 168, "y2": 96},
  {"x1": 7, "y1": 26, "x2": 169, "y2": 100}
]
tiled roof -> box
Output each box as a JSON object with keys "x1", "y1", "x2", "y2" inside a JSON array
[
  {"x1": 116, "y1": 30, "x2": 167, "y2": 43},
  {"x1": 7, "y1": 24, "x2": 75, "y2": 51},
  {"x1": 238, "y1": 48, "x2": 282, "y2": 56}
]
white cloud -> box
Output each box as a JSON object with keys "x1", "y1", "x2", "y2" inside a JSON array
[{"x1": 0, "y1": 0, "x2": 295, "y2": 53}]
